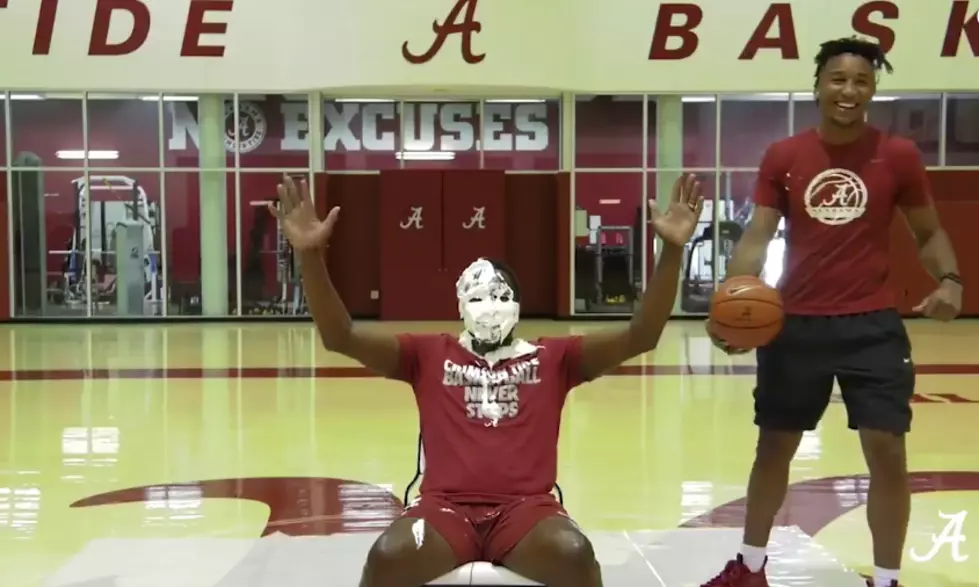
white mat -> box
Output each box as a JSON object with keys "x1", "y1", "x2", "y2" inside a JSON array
[{"x1": 46, "y1": 526, "x2": 866, "y2": 587}]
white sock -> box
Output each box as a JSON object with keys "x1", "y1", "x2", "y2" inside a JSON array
[
  {"x1": 873, "y1": 567, "x2": 899, "y2": 586},
  {"x1": 739, "y1": 544, "x2": 767, "y2": 572}
]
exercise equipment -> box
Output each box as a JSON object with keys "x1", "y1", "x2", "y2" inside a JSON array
[
  {"x1": 680, "y1": 221, "x2": 743, "y2": 314},
  {"x1": 10, "y1": 153, "x2": 47, "y2": 316},
  {"x1": 53, "y1": 175, "x2": 161, "y2": 315},
  {"x1": 241, "y1": 200, "x2": 304, "y2": 315},
  {"x1": 113, "y1": 220, "x2": 146, "y2": 316},
  {"x1": 594, "y1": 225, "x2": 635, "y2": 307}
]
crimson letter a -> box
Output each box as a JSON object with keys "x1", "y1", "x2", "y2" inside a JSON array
[{"x1": 402, "y1": 0, "x2": 485, "y2": 64}]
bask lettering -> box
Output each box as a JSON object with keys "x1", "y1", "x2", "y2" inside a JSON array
[
  {"x1": 401, "y1": 0, "x2": 485, "y2": 64},
  {"x1": 400, "y1": 207, "x2": 424, "y2": 229},
  {"x1": 909, "y1": 510, "x2": 969, "y2": 562},
  {"x1": 462, "y1": 206, "x2": 486, "y2": 229}
]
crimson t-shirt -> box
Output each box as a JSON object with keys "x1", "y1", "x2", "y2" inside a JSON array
[
  {"x1": 394, "y1": 333, "x2": 587, "y2": 503},
  {"x1": 754, "y1": 127, "x2": 933, "y2": 315}
]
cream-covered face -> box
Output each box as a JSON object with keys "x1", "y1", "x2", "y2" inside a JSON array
[{"x1": 456, "y1": 259, "x2": 519, "y2": 346}]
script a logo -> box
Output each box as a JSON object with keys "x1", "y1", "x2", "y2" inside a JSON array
[
  {"x1": 402, "y1": 0, "x2": 485, "y2": 64},
  {"x1": 908, "y1": 510, "x2": 969, "y2": 563}
]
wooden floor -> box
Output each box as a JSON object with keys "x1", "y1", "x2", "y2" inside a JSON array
[{"x1": 0, "y1": 320, "x2": 977, "y2": 587}]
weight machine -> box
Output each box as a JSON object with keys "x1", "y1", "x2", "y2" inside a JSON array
[
  {"x1": 56, "y1": 175, "x2": 162, "y2": 315},
  {"x1": 241, "y1": 200, "x2": 305, "y2": 315}
]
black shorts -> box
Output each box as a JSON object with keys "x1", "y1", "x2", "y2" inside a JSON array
[{"x1": 754, "y1": 309, "x2": 915, "y2": 434}]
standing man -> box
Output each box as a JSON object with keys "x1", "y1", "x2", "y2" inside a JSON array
[{"x1": 701, "y1": 37, "x2": 961, "y2": 587}]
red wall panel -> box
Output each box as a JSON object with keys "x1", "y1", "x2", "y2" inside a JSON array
[
  {"x1": 886, "y1": 171, "x2": 979, "y2": 316},
  {"x1": 555, "y1": 173, "x2": 572, "y2": 317},
  {"x1": 314, "y1": 172, "x2": 562, "y2": 320},
  {"x1": 323, "y1": 174, "x2": 381, "y2": 318},
  {"x1": 504, "y1": 174, "x2": 557, "y2": 316},
  {"x1": 377, "y1": 170, "x2": 454, "y2": 320},
  {"x1": 442, "y1": 170, "x2": 507, "y2": 278}
]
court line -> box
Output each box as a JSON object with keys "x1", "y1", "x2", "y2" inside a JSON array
[{"x1": 0, "y1": 364, "x2": 977, "y2": 380}]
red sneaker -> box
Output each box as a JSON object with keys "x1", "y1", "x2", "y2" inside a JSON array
[{"x1": 701, "y1": 555, "x2": 769, "y2": 586}]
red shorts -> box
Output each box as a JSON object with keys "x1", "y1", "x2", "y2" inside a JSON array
[{"x1": 400, "y1": 493, "x2": 568, "y2": 564}]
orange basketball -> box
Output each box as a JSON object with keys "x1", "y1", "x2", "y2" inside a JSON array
[{"x1": 708, "y1": 275, "x2": 784, "y2": 349}]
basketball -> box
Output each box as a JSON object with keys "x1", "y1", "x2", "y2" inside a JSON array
[{"x1": 708, "y1": 275, "x2": 784, "y2": 349}]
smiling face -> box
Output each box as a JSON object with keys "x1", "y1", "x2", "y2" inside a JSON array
[{"x1": 816, "y1": 52, "x2": 876, "y2": 129}]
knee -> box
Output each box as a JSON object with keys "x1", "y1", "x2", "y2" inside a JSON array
[
  {"x1": 548, "y1": 528, "x2": 598, "y2": 570},
  {"x1": 366, "y1": 531, "x2": 415, "y2": 570},
  {"x1": 861, "y1": 431, "x2": 907, "y2": 478},
  {"x1": 754, "y1": 430, "x2": 802, "y2": 466}
]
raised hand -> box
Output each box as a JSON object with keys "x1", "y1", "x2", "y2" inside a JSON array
[
  {"x1": 267, "y1": 174, "x2": 339, "y2": 252},
  {"x1": 650, "y1": 173, "x2": 704, "y2": 247}
]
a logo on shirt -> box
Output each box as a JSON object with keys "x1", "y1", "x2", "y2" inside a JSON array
[
  {"x1": 803, "y1": 168, "x2": 868, "y2": 226},
  {"x1": 442, "y1": 359, "x2": 541, "y2": 423}
]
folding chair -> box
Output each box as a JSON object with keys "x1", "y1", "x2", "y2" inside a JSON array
[
  {"x1": 405, "y1": 433, "x2": 557, "y2": 586},
  {"x1": 403, "y1": 433, "x2": 564, "y2": 506}
]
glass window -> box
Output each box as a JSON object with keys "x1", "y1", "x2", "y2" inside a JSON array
[
  {"x1": 82, "y1": 171, "x2": 163, "y2": 317},
  {"x1": 323, "y1": 99, "x2": 399, "y2": 170},
  {"x1": 10, "y1": 93, "x2": 84, "y2": 169},
  {"x1": 239, "y1": 94, "x2": 309, "y2": 169},
  {"x1": 573, "y1": 172, "x2": 643, "y2": 314},
  {"x1": 575, "y1": 95, "x2": 643, "y2": 168},
  {"x1": 401, "y1": 100, "x2": 480, "y2": 169},
  {"x1": 720, "y1": 94, "x2": 790, "y2": 168},
  {"x1": 162, "y1": 171, "x2": 235, "y2": 317},
  {"x1": 11, "y1": 169, "x2": 107, "y2": 317},
  {"x1": 714, "y1": 170, "x2": 785, "y2": 288},
  {"x1": 164, "y1": 93, "x2": 236, "y2": 169},
  {"x1": 646, "y1": 171, "x2": 718, "y2": 315},
  {"x1": 86, "y1": 94, "x2": 161, "y2": 169},
  {"x1": 646, "y1": 95, "x2": 718, "y2": 169},
  {"x1": 0, "y1": 94, "x2": 7, "y2": 166},
  {"x1": 791, "y1": 93, "x2": 821, "y2": 133},
  {"x1": 794, "y1": 93, "x2": 942, "y2": 166},
  {"x1": 868, "y1": 94, "x2": 941, "y2": 166},
  {"x1": 946, "y1": 93, "x2": 979, "y2": 166},
  {"x1": 237, "y1": 171, "x2": 307, "y2": 316},
  {"x1": 482, "y1": 99, "x2": 560, "y2": 170}
]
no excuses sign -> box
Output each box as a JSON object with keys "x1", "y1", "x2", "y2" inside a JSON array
[{"x1": 0, "y1": 0, "x2": 976, "y2": 92}]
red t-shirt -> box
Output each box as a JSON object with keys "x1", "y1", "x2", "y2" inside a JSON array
[
  {"x1": 394, "y1": 333, "x2": 587, "y2": 503},
  {"x1": 754, "y1": 127, "x2": 933, "y2": 315}
]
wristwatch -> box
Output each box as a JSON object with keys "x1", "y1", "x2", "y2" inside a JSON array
[{"x1": 941, "y1": 272, "x2": 963, "y2": 287}]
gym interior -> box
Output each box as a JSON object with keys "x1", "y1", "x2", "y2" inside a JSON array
[{"x1": 1, "y1": 93, "x2": 979, "y2": 321}]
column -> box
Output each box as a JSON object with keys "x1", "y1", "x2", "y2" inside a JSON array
[
  {"x1": 561, "y1": 92, "x2": 576, "y2": 317},
  {"x1": 652, "y1": 99, "x2": 686, "y2": 511},
  {"x1": 308, "y1": 92, "x2": 324, "y2": 175},
  {"x1": 197, "y1": 95, "x2": 228, "y2": 316},
  {"x1": 655, "y1": 96, "x2": 684, "y2": 314},
  {"x1": 560, "y1": 93, "x2": 574, "y2": 171}
]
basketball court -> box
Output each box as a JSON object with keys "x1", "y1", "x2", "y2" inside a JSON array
[{"x1": 0, "y1": 319, "x2": 977, "y2": 587}]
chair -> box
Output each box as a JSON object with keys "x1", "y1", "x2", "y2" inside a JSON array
[
  {"x1": 404, "y1": 433, "x2": 556, "y2": 586},
  {"x1": 403, "y1": 433, "x2": 564, "y2": 506}
]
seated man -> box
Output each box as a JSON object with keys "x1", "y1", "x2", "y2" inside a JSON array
[{"x1": 269, "y1": 174, "x2": 704, "y2": 587}]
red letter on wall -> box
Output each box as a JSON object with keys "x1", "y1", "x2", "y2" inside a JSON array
[
  {"x1": 89, "y1": 0, "x2": 151, "y2": 56},
  {"x1": 942, "y1": 0, "x2": 979, "y2": 57},
  {"x1": 851, "y1": 1, "x2": 898, "y2": 53},
  {"x1": 739, "y1": 4, "x2": 798, "y2": 60},
  {"x1": 182, "y1": 0, "x2": 233, "y2": 57},
  {"x1": 648, "y1": 3, "x2": 703, "y2": 60},
  {"x1": 33, "y1": 0, "x2": 60, "y2": 55}
]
